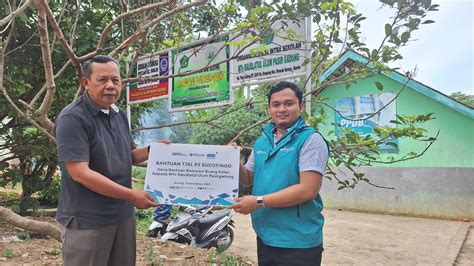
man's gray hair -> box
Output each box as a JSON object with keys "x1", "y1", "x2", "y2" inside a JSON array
[{"x1": 82, "y1": 55, "x2": 119, "y2": 78}]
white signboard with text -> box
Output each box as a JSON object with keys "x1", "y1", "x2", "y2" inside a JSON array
[
  {"x1": 128, "y1": 53, "x2": 169, "y2": 104},
  {"x1": 231, "y1": 18, "x2": 309, "y2": 86},
  {"x1": 144, "y1": 143, "x2": 239, "y2": 206}
]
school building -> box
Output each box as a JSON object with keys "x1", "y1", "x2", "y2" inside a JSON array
[{"x1": 316, "y1": 49, "x2": 474, "y2": 220}]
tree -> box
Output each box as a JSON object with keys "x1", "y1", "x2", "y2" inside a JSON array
[
  {"x1": 0, "y1": 0, "x2": 439, "y2": 239},
  {"x1": 450, "y1": 91, "x2": 474, "y2": 108}
]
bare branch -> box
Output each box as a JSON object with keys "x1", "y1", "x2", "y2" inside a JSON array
[
  {"x1": 109, "y1": 1, "x2": 207, "y2": 57},
  {"x1": 30, "y1": 60, "x2": 72, "y2": 106},
  {"x1": 0, "y1": 0, "x2": 33, "y2": 27},
  {"x1": 0, "y1": 206, "x2": 61, "y2": 242},
  {"x1": 5, "y1": 29, "x2": 38, "y2": 55},
  {"x1": 141, "y1": 0, "x2": 206, "y2": 31},
  {"x1": 354, "y1": 131, "x2": 439, "y2": 165},
  {"x1": 96, "y1": 0, "x2": 176, "y2": 51},
  {"x1": 0, "y1": 28, "x2": 55, "y2": 141},
  {"x1": 33, "y1": 1, "x2": 56, "y2": 121},
  {"x1": 230, "y1": 117, "x2": 271, "y2": 143},
  {"x1": 132, "y1": 98, "x2": 265, "y2": 138},
  {"x1": 35, "y1": 0, "x2": 81, "y2": 75},
  {"x1": 69, "y1": 0, "x2": 81, "y2": 47},
  {"x1": 2, "y1": 15, "x2": 16, "y2": 53},
  {"x1": 49, "y1": 0, "x2": 68, "y2": 55}
]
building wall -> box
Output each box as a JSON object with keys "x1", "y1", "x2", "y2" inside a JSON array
[
  {"x1": 320, "y1": 167, "x2": 474, "y2": 220},
  {"x1": 315, "y1": 74, "x2": 474, "y2": 219},
  {"x1": 316, "y1": 74, "x2": 474, "y2": 167}
]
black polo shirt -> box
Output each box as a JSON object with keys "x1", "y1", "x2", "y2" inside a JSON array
[{"x1": 54, "y1": 92, "x2": 134, "y2": 229}]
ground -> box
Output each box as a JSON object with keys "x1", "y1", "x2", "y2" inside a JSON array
[
  {"x1": 0, "y1": 187, "x2": 250, "y2": 265},
  {"x1": 1, "y1": 185, "x2": 473, "y2": 265},
  {"x1": 0, "y1": 215, "x2": 251, "y2": 265}
]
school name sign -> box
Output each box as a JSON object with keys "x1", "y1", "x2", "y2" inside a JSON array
[
  {"x1": 231, "y1": 19, "x2": 308, "y2": 86},
  {"x1": 128, "y1": 54, "x2": 169, "y2": 103},
  {"x1": 170, "y1": 35, "x2": 231, "y2": 112}
]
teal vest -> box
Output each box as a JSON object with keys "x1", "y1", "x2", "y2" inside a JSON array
[{"x1": 251, "y1": 117, "x2": 325, "y2": 248}]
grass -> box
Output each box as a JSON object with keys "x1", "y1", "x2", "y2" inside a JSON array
[
  {"x1": 0, "y1": 185, "x2": 21, "y2": 207},
  {"x1": 135, "y1": 208, "x2": 154, "y2": 234},
  {"x1": 2, "y1": 249, "x2": 14, "y2": 258},
  {"x1": 208, "y1": 248, "x2": 244, "y2": 265},
  {"x1": 143, "y1": 248, "x2": 160, "y2": 264},
  {"x1": 47, "y1": 248, "x2": 62, "y2": 255}
]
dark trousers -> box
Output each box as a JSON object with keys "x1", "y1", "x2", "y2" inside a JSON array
[
  {"x1": 57, "y1": 217, "x2": 136, "y2": 266},
  {"x1": 257, "y1": 237, "x2": 323, "y2": 266}
]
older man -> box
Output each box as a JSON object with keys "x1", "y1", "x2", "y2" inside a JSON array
[{"x1": 55, "y1": 55, "x2": 157, "y2": 265}]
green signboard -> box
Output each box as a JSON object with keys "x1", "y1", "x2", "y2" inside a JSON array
[{"x1": 170, "y1": 35, "x2": 231, "y2": 111}]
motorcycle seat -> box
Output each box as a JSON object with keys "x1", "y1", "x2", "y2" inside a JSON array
[{"x1": 197, "y1": 209, "x2": 231, "y2": 225}]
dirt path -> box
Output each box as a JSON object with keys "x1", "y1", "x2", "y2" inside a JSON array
[
  {"x1": 1, "y1": 208, "x2": 471, "y2": 265},
  {"x1": 225, "y1": 209, "x2": 473, "y2": 265},
  {"x1": 226, "y1": 213, "x2": 257, "y2": 263}
]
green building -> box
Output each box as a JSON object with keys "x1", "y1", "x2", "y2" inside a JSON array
[{"x1": 317, "y1": 50, "x2": 474, "y2": 220}]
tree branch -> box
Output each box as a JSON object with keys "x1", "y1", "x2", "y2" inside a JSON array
[
  {"x1": 30, "y1": 60, "x2": 72, "y2": 106},
  {"x1": 0, "y1": 36, "x2": 55, "y2": 141},
  {"x1": 32, "y1": 1, "x2": 55, "y2": 131},
  {"x1": 96, "y1": 0, "x2": 176, "y2": 51},
  {"x1": 0, "y1": 206, "x2": 61, "y2": 242},
  {"x1": 35, "y1": 0, "x2": 81, "y2": 75},
  {"x1": 0, "y1": 0, "x2": 33, "y2": 27}
]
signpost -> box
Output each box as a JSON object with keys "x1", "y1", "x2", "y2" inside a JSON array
[
  {"x1": 128, "y1": 53, "x2": 169, "y2": 104},
  {"x1": 169, "y1": 35, "x2": 232, "y2": 112},
  {"x1": 230, "y1": 19, "x2": 308, "y2": 86},
  {"x1": 229, "y1": 18, "x2": 312, "y2": 113}
]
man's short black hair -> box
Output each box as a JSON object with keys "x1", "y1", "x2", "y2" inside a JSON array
[
  {"x1": 82, "y1": 55, "x2": 119, "y2": 78},
  {"x1": 267, "y1": 81, "x2": 303, "y2": 104}
]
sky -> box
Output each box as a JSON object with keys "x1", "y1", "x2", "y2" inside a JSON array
[
  {"x1": 213, "y1": 0, "x2": 472, "y2": 95},
  {"x1": 351, "y1": 0, "x2": 473, "y2": 96}
]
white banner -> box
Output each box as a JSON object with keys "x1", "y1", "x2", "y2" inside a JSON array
[
  {"x1": 231, "y1": 19, "x2": 309, "y2": 86},
  {"x1": 144, "y1": 143, "x2": 240, "y2": 206}
]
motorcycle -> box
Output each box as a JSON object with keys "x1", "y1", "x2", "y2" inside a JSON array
[
  {"x1": 145, "y1": 204, "x2": 173, "y2": 238},
  {"x1": 161, "y1": 207, "x2": 235, "y2": 251},
  {"x1": 145, "y1": 204, "x2": 212, "y2": 238}
]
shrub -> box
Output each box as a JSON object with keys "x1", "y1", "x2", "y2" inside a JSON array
[
  {"x1": 37, "y1": 175, "x2": 61, "y2": 207},
  {"x1": 132, "y1": 166, "x2": 147, "y2": 180}
]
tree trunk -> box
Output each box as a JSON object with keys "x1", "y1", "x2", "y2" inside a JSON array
[{"x1": 0, "y1": 206, "x2": 61, "y2": 242}]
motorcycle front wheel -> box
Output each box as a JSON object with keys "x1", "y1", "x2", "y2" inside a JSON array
[
  {"x1": 215, "y1": 227, "x2": 234, "y2": 252},
  {"x1": 145, "y1": 228, "x2": 160, "y2": 238}
]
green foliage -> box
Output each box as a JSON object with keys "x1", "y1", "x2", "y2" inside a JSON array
[
  {"x1": 187, "y1": 86, "x2": 268, "y2": 148},
  {"x1": 208, "y1": 247, "x2": 243, "y2": 264},
  {"x1": 37, "y1": 175, "x2": 61, "y2": 207},
  {"x1": 47, "y1": 249, "x2": 62, "y2": 255},
  {"x1": 450, "y1": 92, "x2": 474, "y2": 108},
  {"x1": 16, "y1": 232, "x2": 31, "y2": 240},
  {"x1": 135, "y1": 208, "x2": 154, "y2": 233},
  {"x1": 2, "y1": 249, "x2": 13, "y2": 258},
  {"x1": 0, "y1": 0, "x2": 440, "y2": 205},
  {"x1": 143, "y1": 248, "x2": 158, "y2": 264},
  {"x1": 16, "y1": 231, "x2": 48, "y2": 240},
  {"x1": 132, "y1": 166, "x2": 147, "y2": 180},
  {"x1": 11, "y1": 196, "x2": 39, "y2": 216},
  {"x1": 307, "y1": 103, "x2": 437, "y2": 190}
]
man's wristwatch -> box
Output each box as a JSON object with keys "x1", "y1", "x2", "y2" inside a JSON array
[{"x1": 256, "y1": 196, "x2": 265, "y2": 208}]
